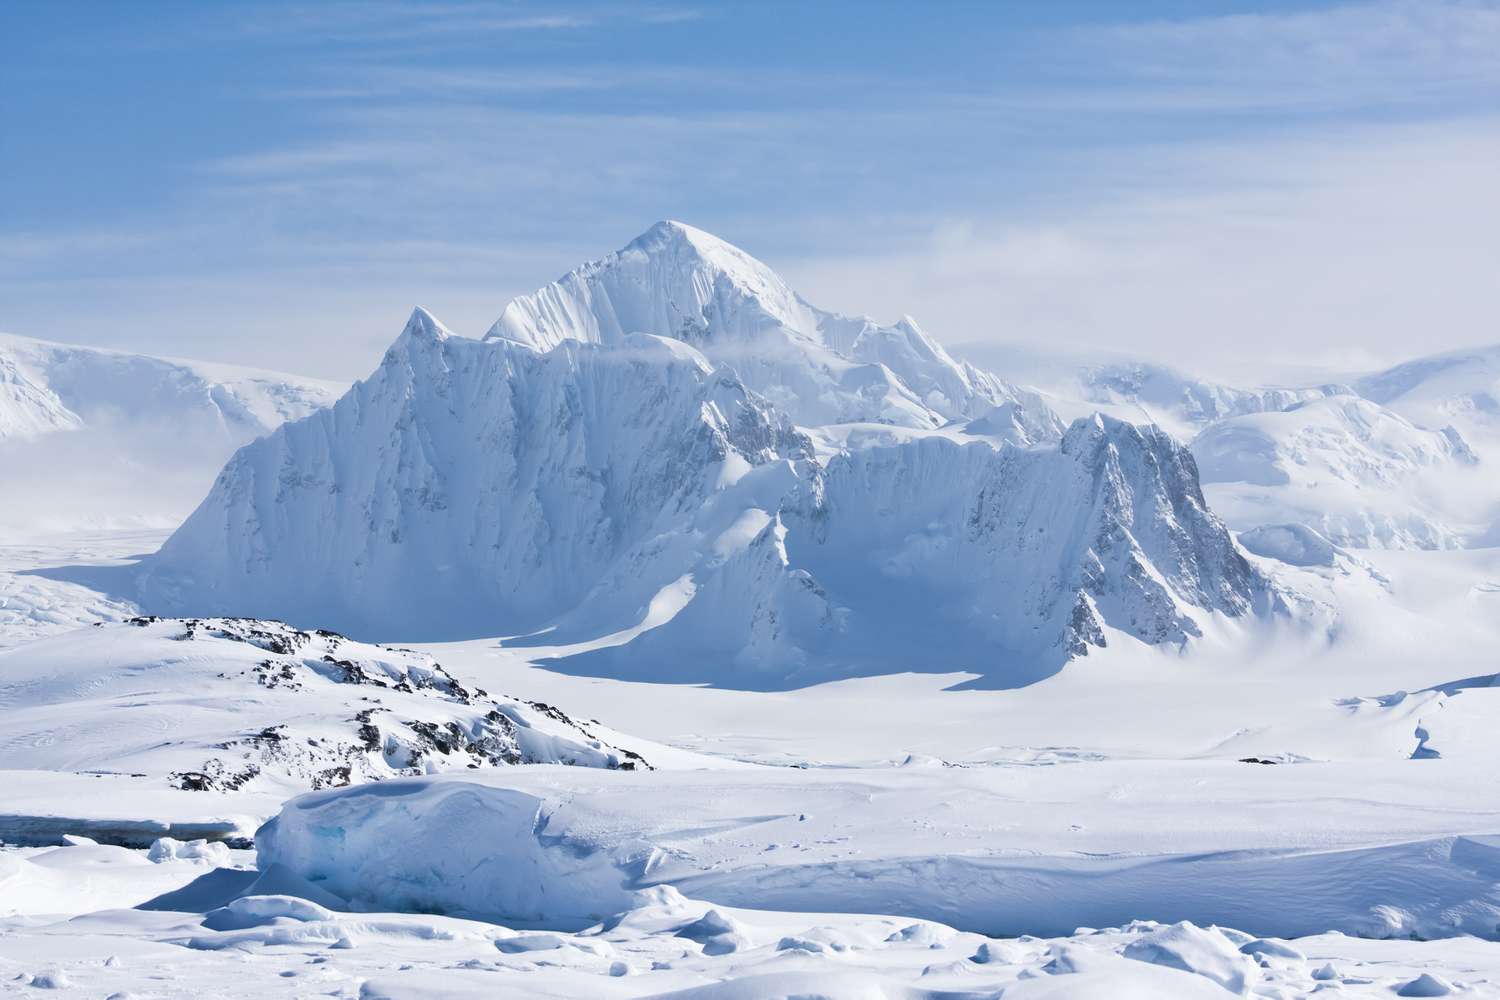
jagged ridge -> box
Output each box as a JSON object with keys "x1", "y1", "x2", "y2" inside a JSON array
[{"x1": 141, "y1": 224, "x2": 1278, "y2": 687}]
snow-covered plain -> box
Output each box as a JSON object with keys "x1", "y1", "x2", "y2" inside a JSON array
[{"x1": 3, "y1": 223, "x2": 1500, "y2": 997}]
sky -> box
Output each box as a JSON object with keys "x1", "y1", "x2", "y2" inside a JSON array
[{"x1": 2, "y1": 0, "x2": 1499, "y2": 381}]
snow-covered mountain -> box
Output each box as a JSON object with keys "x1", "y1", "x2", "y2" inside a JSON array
[
  {"x1": 0, "y1": 616, "x2": 648, "y2": 799},
  {"x1": 0, "y1": 333, "x2": 344, "y2": 537},
  {"x1": 1077, "y1": 361, "x2": 1349, "y2": 439},
  {"x1": 491, "y1": 221, "x2": 1062, "y2": 440},
  {"x1": 0, "y1": 350, "x2": 83, "y2": 440},
  {"x1": 957, "y1": 342, "x2": 1498, "y2": 553},
  {"x1": 1192, "y1": 395, "x2": 1480, "y2": 549},
  {"x1": 140, "y1": 225, "x2": 1275, "y2": 686},
  {"x1": 143, "y1": 310, "x2": 815, "y2": 644},
  {"x1": 0, "y1": 333, "x2": 342, "y2": 443},
  {"x1": 1355, "y1": 344, "x2": 1500, "y2": 433}
]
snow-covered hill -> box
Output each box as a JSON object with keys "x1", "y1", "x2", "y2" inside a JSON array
[
  {"x1": 0, "y1": 334, "x2": 344, "y2": 537},
  {"x1": 0, "y1": 616, "x2": 649, "y2": 800},
  {"x1": 139, "y1": 225, "x2": 1274, "y2": 686}
]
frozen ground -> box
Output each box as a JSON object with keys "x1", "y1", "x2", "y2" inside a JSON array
[
  {"x1": 3, "y1": 838, "x2": 1498, "y2": 999},
  {"x1": 2, "y1": 532, "x2": 1499, "y2": 995}
]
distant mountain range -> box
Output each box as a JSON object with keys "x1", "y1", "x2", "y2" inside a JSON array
[{"x1": 7, "y1": 222, "x2": 1495, "y2": 685}]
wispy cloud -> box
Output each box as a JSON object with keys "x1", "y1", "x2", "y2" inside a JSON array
[
  {"x1": 7, "y1": 1, "x2": 1500, "y2": 379},
  {"x1": 220, "y1": 1, "x2": 698, "y2": 44},
  {"x1": 787, "y1": 115, "x2": 1500, "y2": 377},
  {"x1": 1046, "y1": 0, "x2": 1500, "y2": 114}
]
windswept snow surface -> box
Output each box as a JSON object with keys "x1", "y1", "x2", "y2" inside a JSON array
[
  {"x1": 6, "y1": 845, "x2": 1497, "y2": 999},
  {"x1": 0, "y1": 334, "x2": 343, "y2": 538},
  {"x1": 0, "y1": 530, "x2": 153, "y2": 651},
  {"x1": 258, "y1": 762, "x2": 1500, "y2": 940}
]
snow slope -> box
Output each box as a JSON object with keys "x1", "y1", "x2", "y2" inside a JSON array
[
  {"x1": 139, "y1": 227, "x2": 1275, "y2": 685},
  {"x1": 0, "y1": 616, "x2": 651, "y2": 805},
  {"x1": 0, "y1": 333, "x2": 344, "y2": 537}
]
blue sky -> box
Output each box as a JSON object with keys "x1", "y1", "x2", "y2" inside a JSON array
[{"x1": 3, "y1": 1, "x2": 1499, "y2": 379}]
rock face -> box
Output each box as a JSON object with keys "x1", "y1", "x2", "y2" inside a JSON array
[
  {"x1": 773, "y1": 415, "x2": 1270, "y2": 680},
  {"x1": 0, "y1": 616, "x2": 647, "y2": 796},
  {"x1": 142, "y1": 223, "x2": 1277, "y2": 687}
]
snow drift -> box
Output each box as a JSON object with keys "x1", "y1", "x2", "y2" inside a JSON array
[{"x1": 257, "y1": 764, "x2": 1500, "y2": 940}]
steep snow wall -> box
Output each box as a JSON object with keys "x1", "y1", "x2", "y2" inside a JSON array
[{"x1": 142, "y1": 309, "x2": 812, "y2": 642}]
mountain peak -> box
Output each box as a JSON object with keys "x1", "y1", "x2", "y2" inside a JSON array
[
  {"x1": 484, "y1": 224, "x2": 1060, "y2": 430},
  {"x1": 402, "y1": 306, "x2": 451, "y2": 342}
]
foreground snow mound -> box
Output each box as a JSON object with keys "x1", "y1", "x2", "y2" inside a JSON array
[
  {"x1": 1120, "y1": 921, "x2": 1252, "y2": 993},
  {"x1": 0, "y1": 617, "x2": 647, "y2": 797},
  {"x1": 257, "y1": 765, "x2": 1500, "y2": 940},
  {"x1": 490, "y1": 220, "x2": 1062, "y2": 436},
  {"x1": 20, "y1": 860, "x2": 1484, "y2": 1000},
  {"x1": 1192, "y1": 394, "x2": 1480, "y2": 549}
]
